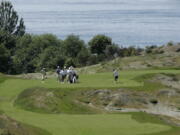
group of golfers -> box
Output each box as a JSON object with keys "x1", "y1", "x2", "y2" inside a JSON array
[
  {"x1": 56, "y1": 66, "x2": 79, "y2": 83},
  {"x1": 41, "y1": 66, "x2": 119, "y2": 84},
  {"x1": 41, "y1": 66, "x2": 79, "y2": 84}
]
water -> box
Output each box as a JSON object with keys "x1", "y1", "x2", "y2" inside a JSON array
[{"x1": 9, "y1": 0, "x2": 180, "y2": 47}]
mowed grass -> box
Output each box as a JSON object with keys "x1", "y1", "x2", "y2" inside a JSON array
[{"x1": 0, "y1": 70, "x2": 180, "y2": 135}]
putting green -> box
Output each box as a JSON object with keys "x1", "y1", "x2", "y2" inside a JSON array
[{"x1": 0, "y1": 70, "x2": 180, "y2": 135}]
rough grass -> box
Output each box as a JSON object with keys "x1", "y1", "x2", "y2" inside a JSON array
[
  {"x1": 78, "y1": 50, "x2": 180, "y2": 73},
  {"x1": 0, "y1": 70, "x2": 180, "y2": 135}
]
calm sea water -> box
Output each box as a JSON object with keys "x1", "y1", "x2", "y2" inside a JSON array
[{"x1": 10, "y1": 0, "x2": 180, "y2": 46}]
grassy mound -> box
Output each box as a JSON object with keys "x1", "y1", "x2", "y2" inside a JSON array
[
  {"x1": 15, "y1": 87, "x2": 99, "y2": 114},
  {"x1": 0, "y1": 113, "x2": 50, "y2": 135}
]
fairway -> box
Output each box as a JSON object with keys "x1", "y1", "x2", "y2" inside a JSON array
[{"x1": 0, "y1": 70, "x2": 180, "y2": 135}]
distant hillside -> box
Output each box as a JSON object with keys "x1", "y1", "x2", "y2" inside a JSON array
[{"x1": 78, "y1": 44, "x2": 180, "y2": 73}]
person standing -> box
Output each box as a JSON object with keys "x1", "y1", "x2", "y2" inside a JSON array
[
  {"x1": 62, "y1": 66, "x2": 67, "y2": 83},
  {"x1": 41, "y1": 68, "x2": 47, "y2": 81},
  {"x1": 67, "y1": 67, "x2": 71, "y2": 83},
  {"x1": 56, "y1": 66, "x2": 61, "y2": 82},
  {"x1": 59, "y1": 69, "x2": 64, "y2": 83},
  {"x1": 113, "y1": 69, "x2": 119, "y2": 83}
]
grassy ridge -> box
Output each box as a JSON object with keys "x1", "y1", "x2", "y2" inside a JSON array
[
  {"x1": 0, "y1": 112, "x2": 51, "y2": 135},
  {"x1": 15, "y1": 87, "x2": 99, "y2": 114}
]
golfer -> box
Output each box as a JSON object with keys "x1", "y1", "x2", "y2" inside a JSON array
[
  {"x1": 41, "y1": 68, "x2": 47, "y2": 81},
  {"x1": 56, "y1": 66, "x2": 61, "y2": 82},
  {"x1": 113, "y1": 69, "x2": 119, "y2": 83}
]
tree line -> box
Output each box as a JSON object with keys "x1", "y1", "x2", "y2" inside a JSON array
[
  {"x1": 1, "y1": 32, "x2": 144, "y2": 74},
  {"x1": 0, "y1": 1, "x2": 148, "y2": 74}
]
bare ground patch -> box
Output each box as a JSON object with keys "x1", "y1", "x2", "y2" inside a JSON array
[{"x1": 78, "y1": 88, "x2": 180, "y2": 126}]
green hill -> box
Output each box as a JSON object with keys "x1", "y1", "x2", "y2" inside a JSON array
[{"x1": 78, "y1": 44, "x2": 180, "y2": 73}]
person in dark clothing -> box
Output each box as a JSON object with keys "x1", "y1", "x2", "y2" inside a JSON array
[
  {"x1": 113, "y1": 69, "x2": 119, "y2": 83},
  {"x1": 68, "y1": 71, "x2": 74, "y2": 83},
  {"x1": 56, "y1": 66, "x2": 61, "y2": 82}
]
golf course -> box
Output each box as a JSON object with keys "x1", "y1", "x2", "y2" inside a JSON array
[
  {"x1": 0, "y1": 69, "x2": 180, "y2": 135},
  {"x1": 0, "y1": 0, "x2": 180, "y2": 134}
]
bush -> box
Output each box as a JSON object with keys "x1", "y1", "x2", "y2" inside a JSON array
[
  {"x1": 145, "y1": 45, "x2": 157, "y2": 54},
  {"x1": 167, "y1": 41, "x2": 174, "y2": 46}
]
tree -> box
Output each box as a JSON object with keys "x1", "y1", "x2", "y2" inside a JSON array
[
  {"x1": 88, "y1": 35, "x2": 112, "y2": 55},
  {"x1": 38, "y1": 46, "x2": 66, "y2": 70},
  {"x1": 63, "y1": 34, "x2": 85, "y2": 57},
  {"x1": 77, "y1": 47, "x2": 90, "y2": 66},
  {"x1": 0, "y1": 30, "x2": 16, "y2": 50},
  {"x1": 87, "y1": 54, "x2": 98, "y2": 65},
  {"x1": 65, "y1": 58, "x2": 76, "y2": 68},
  {"x1": 12, "y1": 34, "x2": 33, "y2": 73},
  {"x1": 0, "y1": 1, "x2": 25, "y2": 36},
  {"x1": 0, "y1": 1, "x2": 26, "y2": 73},
  {"x1": 0, "y1": 44, "x2": 10, "y2": 73},
  {"x1": 13, "y1": 34, "x2": 64, "y2": 73},
  {"x1": 105, "y1": 44, "x2": 120, "y2": 59}
]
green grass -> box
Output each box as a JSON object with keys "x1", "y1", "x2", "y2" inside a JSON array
[
  {"x1": 15, "y1": 87, "x2": 99, "y2": 114},
  {"x1": 0, "y1": 69, "x2": 180, "y2": 135},
  {"x1": 0, "y1": 110, "x2": 50, "y2": 135},
  {"x1": 131, "y1": 112, "x2": 180, "y2": 135},
  {"x1": 0, "y1": 73, "x2": 8, "y2": 85},
  {"x1": 13, "y1": 71, "x2": 176, "y2": 114},
  {"x1": 128, "y1": 73, "x2": 165, "y2": 91}
]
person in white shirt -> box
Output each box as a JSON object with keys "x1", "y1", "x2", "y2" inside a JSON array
[
  {"x1": 113, "y1": 69, "x2": 119, "y2": 83},
  {"x1": 41, "y1": 68, "x2": 47, "y2": 81}
]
